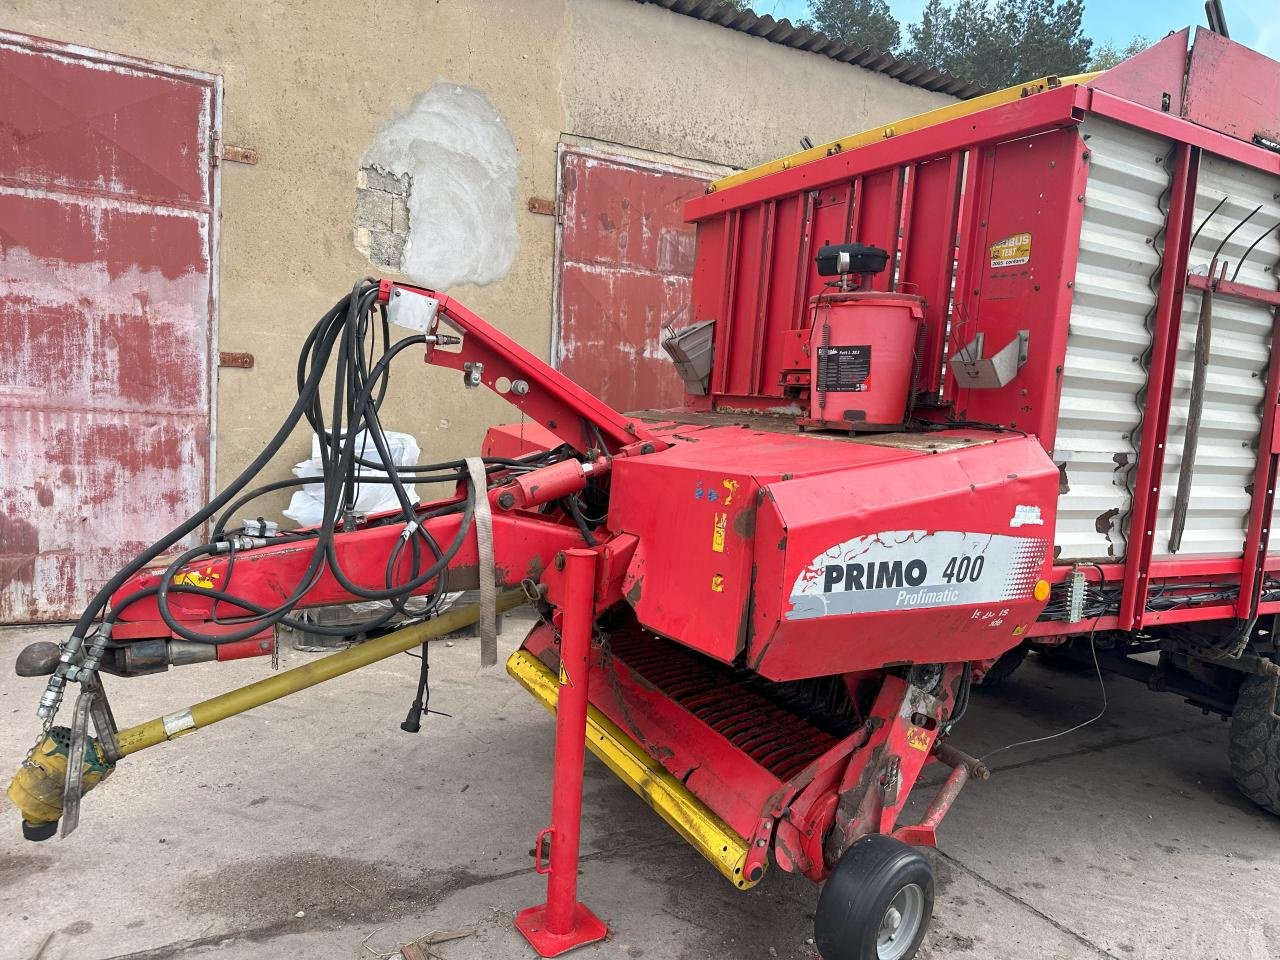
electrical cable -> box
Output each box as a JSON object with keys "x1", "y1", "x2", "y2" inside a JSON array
[
  {"x1": 978, "y1": 616, "x2": 1108, "y2": 763},
  {"x1": 943, "y1": 662, "x2": 972, "y2": 732}
]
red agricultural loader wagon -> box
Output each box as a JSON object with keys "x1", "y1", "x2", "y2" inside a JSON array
[{"x1": 9, "y1": 25, "x2": 1280, "y2": 960}]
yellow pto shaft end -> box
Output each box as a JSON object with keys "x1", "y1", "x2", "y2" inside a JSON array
[{"x1": 7, "y1": 727, "x2": 114, "y2": 840}]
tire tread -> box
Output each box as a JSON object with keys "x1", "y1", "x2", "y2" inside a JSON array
[{"x1": 1229, "y1": 675, "x2": 1280, "y2": 815}]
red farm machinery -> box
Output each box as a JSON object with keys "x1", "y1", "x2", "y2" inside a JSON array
[{"x1": 9, "y1": 24, "x2": 1280, "y2": 960}]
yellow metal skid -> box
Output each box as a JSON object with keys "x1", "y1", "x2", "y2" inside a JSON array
[{"x1": 506, "y1": 649, "x2": 759, "y2": 889}]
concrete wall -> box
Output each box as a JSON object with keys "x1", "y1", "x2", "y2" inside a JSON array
[{"x1": 4, "y1": 0, "x2": 951, "y2": 517}]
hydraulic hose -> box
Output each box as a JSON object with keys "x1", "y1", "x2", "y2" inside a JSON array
[
  {"x1": 67, "y1": 287, "x2": 366, "y2": 643},
  {"x1": 41, "y1": 278, "x2": 580, "y2": 724}
]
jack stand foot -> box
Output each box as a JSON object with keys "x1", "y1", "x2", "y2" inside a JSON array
[{"x1": 514, "y1": 902, "x2": 608, "y2": 957}]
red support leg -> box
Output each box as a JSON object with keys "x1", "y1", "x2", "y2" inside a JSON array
[{"x1": 515, "y1": 548, "x2": 609, "y2": 956}]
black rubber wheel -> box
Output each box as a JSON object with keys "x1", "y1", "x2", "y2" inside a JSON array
[
  {"x1": 1229, "y1": 674, "x2": 1280, "y2": 816},
  {"x1": 977, "y1": 644, "x2": 1027, "y2": 687},
  {"x1": 815, "y1": 834, "x2": 934, "y2": 960}
]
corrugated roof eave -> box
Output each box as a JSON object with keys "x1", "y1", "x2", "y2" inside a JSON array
[{"x1": 633, "y1": 0, "x2": 987, "y2": 99}]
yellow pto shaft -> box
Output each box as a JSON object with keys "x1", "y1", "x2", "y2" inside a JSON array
[
  {"x1": 8, "y1": 588, "x2": 532, "y2": 835},
  {"x1": 115, "y1": 587, "x2": 532, "y2": 756}
]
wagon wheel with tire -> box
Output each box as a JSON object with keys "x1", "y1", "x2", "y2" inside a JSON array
[
  {"x1": 1229, "y1": 674, "x2": 1280, "y2": 816},
  {"x1": 975, "y1": 643, "x2": 1028, "y2": 687},
  {"x1": 814, "y1": 834, "x2": 934, "y2": 960}
]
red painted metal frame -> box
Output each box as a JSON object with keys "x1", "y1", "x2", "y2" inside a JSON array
[
  {"x1": 1084, "y1": 88, "x2": 1280, "y2": 181},
  {"x1": 1182, "y1": 27, "x2": 1280, "y2": 151},
  {"x1": 107, "y1": 281, "x2": 990, "y2": 907},
  {"x1": 1117, "y1": 144, "x2": 1198, "y2": 630},
  {"x1": 521, "y1": 618, "x2": 971, "y2": 886},
  {"x1": 109, "y1": 506, "x2": 586, "y2": 627}
]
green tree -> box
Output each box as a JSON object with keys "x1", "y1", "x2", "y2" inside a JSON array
[
  {"x1": 1088, "y1": 36, "x2": 1150, "y2": 71},
  {"x1": 804, "y1": 0, "x2": 902, "y2": 53},
  {"x1": 904, "y1": 0, "x2": 1093, "y2": 90}
]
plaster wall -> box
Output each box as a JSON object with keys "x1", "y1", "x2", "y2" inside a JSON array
[{"x1": 3, "y1": 0, "x2": 954, "y2": 517}]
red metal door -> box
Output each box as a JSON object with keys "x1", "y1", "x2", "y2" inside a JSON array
[
  {"x1": 555, "y1": 147, "x2": 711, "y2": 412},
  {"x1": 0, "y1": 31, "x2": 219, "y2": 622}
]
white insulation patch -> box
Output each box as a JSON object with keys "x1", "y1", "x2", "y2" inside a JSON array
[{"x1": 364, "y1": 82, "x2": 519, "y2": 289}]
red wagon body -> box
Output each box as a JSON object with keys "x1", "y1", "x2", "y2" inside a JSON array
[{"x1": 682, "y1": 27, "x2": 1280, "y2": 645}]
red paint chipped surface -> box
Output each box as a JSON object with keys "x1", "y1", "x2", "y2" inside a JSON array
[
  {"x1": 556, "y1": 150, "x2": 709, "y2": 411},
  {"x1": 0, "y1": 33, "x2": 216, "y2": 622}
]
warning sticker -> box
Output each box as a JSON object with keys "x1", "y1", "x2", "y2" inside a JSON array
[
  {"x1": 905, "y1": 726, "x2": 931, "y2": 751},
  {"x1": 990, "y1": 232, "x2": 1031, "y2": 267},
  {"x1": 816, "y1": 345, "x2": 871, "y2": 392},
  {"x1": 172, "y1": 567, "x2": 220, "y2": 589},
  {"x1": 712, "y1": 512, "x2": 727, "y2": 553}
]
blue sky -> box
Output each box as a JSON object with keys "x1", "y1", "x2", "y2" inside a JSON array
[{"x1": 756, "y1": 1, "x2": 1279, "y2": 60}]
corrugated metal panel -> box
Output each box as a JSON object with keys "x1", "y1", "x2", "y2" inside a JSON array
[
  {"x1": 556, "y1": 147, "x2": 711, "y2": 411},
  {"x1": 1054, "y1": 118, "x2": 1171, "y2": 561},
  {"x1": 0, "y1": 32, "x2": 218, "y2": 622},
  {"x1": 634, "y1": 0, "x2": 986, "y2": 99},
  {"x1": 1056, "y1": 123, "x2": 1280, "y2": 564},
  {"x1": 1153, "y1": 156, "x2": 1280, "y2": 558}
]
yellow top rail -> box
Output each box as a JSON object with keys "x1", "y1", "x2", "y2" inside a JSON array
[{"x1": 708, "y1": 72, "x2": 1101, "y2": 194}]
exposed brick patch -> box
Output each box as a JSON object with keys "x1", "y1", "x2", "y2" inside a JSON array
[{"x1": 354, "y1": 164, "x2": 411, "y2": 269}]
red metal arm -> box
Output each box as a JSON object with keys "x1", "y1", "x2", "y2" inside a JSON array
[
  {"x1": 109, "y1": 497, "x2": 587, "y2": 637},
  {"x1": 380, "y1": 281, "x2": 665, "y2": 455}
]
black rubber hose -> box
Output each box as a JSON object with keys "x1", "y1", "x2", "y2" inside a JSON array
[
  {"x1": 106, "y1": 280, "x2": 574, "y2": 650},
  {"x1": 562, "y1": 495, "x2": 596, "y2": 547},
  {"x1": 209, "y1": 453, "x2": 556, "y2": 541},
  {"x1": 70, "y1": 287, "x2": 367, "y2": 641}
]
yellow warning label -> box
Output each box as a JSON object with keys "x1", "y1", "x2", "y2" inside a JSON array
[
  {"x1": 712, "y1": 512, "x2": 727, "y2": 553},
  {"x1": 172, "y1": 567, "x2": 220, "y2": 589},
  {"x1": 711, "y1": 573, "x2": 725, "y2": 593},
  {"x1": 990, "y1": 232, "x2": 1031, "y2": 268},
  {"x1": 905, "y1": 725, "x2": 931, "y2": 752}
]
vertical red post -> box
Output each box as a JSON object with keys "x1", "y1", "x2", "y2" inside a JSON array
[
  {"x1": 515, "y1": 548, "x2": 608, "y2": 956},
  {"x1": 1119, "y1": 144, "x2": 1197, "y2": 629}
]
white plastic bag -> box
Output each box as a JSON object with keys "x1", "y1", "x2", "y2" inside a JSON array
[{"x1": 282, "y1": 430, "x2": 421, "y2": 527}]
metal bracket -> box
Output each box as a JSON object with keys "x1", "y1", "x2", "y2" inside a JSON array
[
  {"x1": 83, "y1": 673, "x2": 120, "y2": 762},
  {"x1": 387, "y1": 286, "x2": 440, "y2": 333},
  {"x1": 948, "y1": 330, "x2": 1029, "y2": 388},
  {"x1": 463, "y1": 361, "x2": 484, "y2": 389},
  {"x1": 60, "y1": 687, "x2": 97, "y2": 838}
]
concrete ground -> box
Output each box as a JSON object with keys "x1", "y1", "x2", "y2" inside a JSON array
[{"x1": 1, "y1": 616, "x2": 1277, "y2": 960}]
